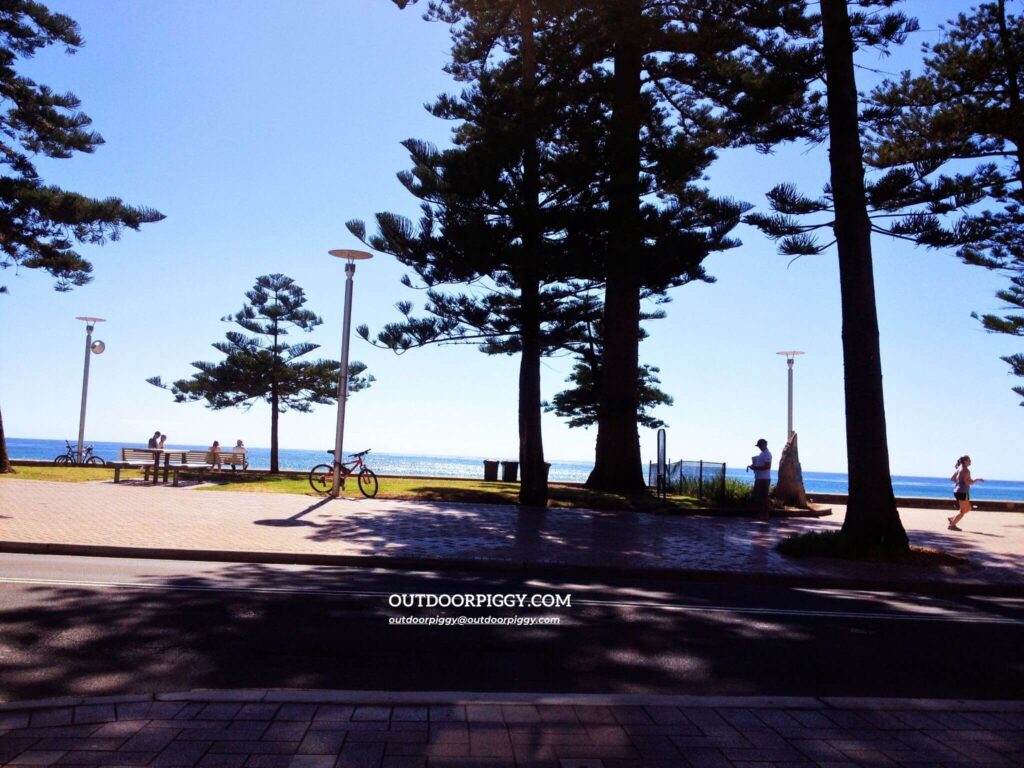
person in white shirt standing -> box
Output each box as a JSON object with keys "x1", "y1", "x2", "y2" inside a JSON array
[{"x1": 747, "y1": 438, "x2": 773, "y2": 521}]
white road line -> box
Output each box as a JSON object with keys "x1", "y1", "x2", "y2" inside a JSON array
[
  {"x1": 0, "y1": 575, "x2": 384, "y2": 598},
  {"x1": 0, "y1": 576, "x2": 1020, "y2": 625},
  {"x1": 575, "y1": 598, "x2": 1023, "y2": 625}
]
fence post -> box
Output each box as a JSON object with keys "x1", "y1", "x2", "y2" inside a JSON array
[{"x1": 656, "y1": 428, "x2": 667, "y2": 499}]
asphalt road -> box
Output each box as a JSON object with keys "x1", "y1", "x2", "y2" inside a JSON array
[{"x1": 0, "y1": 553, "x2": 1021, "y2": 702}]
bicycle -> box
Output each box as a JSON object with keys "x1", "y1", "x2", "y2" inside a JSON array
[
  {"x1": 308, "y1": 448, "x2": 378, "y2": 497},
  {"x1": 53, "y1": 439, "x2": 105, "y2": 466}
]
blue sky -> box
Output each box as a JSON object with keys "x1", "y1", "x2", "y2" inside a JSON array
[{"x1": 2, "y1": 0, "x2": 1019, "y2": 480}]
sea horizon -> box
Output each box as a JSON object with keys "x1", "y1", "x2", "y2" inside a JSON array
[{"x1": 8, "y1": 436, "x2": 1024, "y2": 502}]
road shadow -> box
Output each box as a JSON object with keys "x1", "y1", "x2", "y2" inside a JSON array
[
  {"x1": 251, "y1": 497, "x2": 1024, "y2": 590},
  {"x1": 1, "y1": 561, "x2": 1022, "y2": 703}
]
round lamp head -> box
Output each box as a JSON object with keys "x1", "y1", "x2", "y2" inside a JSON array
[
  {"x1": 776, "y1": 350, "x2": 805, "y2": 357},
  {"x1": 328, "y1": 249, "x2": 373, "y2": 261},
  {"x1": 91, "y1": 340, "x2": 106, "y2": 354},
  {"x1": 76, "y1": 316, "x2": 106, "y2": 324}
]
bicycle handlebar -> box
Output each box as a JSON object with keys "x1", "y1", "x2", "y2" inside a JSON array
[{"x1": 325, "y1": 449, "x2": 371, "y2": 458}]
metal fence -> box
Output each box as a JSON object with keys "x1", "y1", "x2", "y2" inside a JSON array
[{"x1": 649, "y1": 459, "x2": 727, "y2": 506}]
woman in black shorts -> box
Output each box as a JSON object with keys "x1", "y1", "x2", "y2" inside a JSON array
[{"x1": 948, "y1": 455, "x2": 983, "y2": 531}]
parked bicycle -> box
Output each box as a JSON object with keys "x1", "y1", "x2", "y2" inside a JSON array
[
  {"x1": 53, "y1": 439, "x2": 105, "y2": 466},
  {"x1": 308, "y1": 448, "x2": 378, "y2": 497}
]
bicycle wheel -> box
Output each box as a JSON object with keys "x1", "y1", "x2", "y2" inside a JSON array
[
  {"x1": 358, "y1": 468, "x2": 379, "y2": 498},
  {"x1": 54, "y1": 455, "x2": 70, "y2": 465},
  {"x1": 308, "y1": 463, "x2": 335, "y2": 495},
  {"x1": 86, "y1": 456, "x2": 105, "y2": 465}
]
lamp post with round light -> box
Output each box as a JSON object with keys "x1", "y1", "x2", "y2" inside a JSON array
[
  {"x1": 75, "y1": 316, "x2": 106, "y2": 462},
  {"x1": 328, "y1": 249, "x2": 372, "y2": 496},
  {"x1": 776, "y1": 350, "x2": 804, "y2": 440}
]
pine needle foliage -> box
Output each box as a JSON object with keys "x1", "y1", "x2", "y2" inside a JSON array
[
  {"x1": 863, "y1": 0, "x2": 1024, "y2": 404},
  {"x1": 0, "y1": 0, "x2": 164, "y2": 473},
  {"x1": 0, "y1": 0, "x2": 164, "y2": 293}
]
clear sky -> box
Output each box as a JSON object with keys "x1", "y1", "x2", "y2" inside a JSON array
[{"x1": 2, "y1": 0, "x2": 1018, "y2": 480}]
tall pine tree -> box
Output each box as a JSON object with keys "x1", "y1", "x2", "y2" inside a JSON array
[
  {"x1": 573, "y1": 0, "x2": 819, "y2": 491},
  {"x1": 0, "y1": 0, "x2": 164, "y2": 473},
  {"x1": 390, "y1": 0, "x2": 783, "y2": 496},
  {"x1": 747, "y1": 0, "x2": 919, "y2": 552},
  {"x1": 360, "y1": 0, "x2": 607, "y2": 505}
]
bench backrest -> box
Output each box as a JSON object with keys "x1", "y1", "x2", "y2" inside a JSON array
[
  {"x1": 121, "y1": 448, "x2": 156, "y2": 462},
  {"x1": 177, "y1": 450, "x2": 246, "y2": 465},
  {"x1": 119, "y1": 447, "x2": 245, "y2": 466},
  {"x1": 222, "y1": 451, "x2": 246, "y2": 465}
]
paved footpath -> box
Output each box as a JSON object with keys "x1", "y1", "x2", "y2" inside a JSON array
[
  {"x1": 0, "y1": 691, "x2": 1022, "y2": 768},
  {"x1": 0, "y1": 480, "x2": 1021, "y2": 589}
]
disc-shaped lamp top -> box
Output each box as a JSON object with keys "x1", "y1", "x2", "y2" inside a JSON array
[
  {"x1": 76, "y1": 316, "x2": 106, "y2": 323},
  {"x1": 91, "y1": 340, "x2": 106, "y2": 354},
  {"x1": 328, "y1": 249, "x2": 373, "y2": 261},
  {"x1": 776, "y1": 350, "x2": 805, "y2": 357}
]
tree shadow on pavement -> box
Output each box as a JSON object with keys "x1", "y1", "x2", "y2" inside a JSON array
[
  {"x1": 1, "y1": 560, "x2": 1022, "y2": 704},
  {"x1": 773, "y1": 516, "x2": 1024, "y2": 587},
  {"x1": 285, "y1": 501, "x2": 649, "y2": 570},
  {"x1": 244, "y1": 499, "x2": 1024, "y2": 590}
]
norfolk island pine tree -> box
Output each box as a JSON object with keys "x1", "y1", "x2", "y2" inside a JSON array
[
  {"x1": 0, "y1": 0, "x2": 164, "y2": 473},
  {"x1": 528, "y1": 1, "x2": 820, "y2": 492},
  {"x1": 746, "y1": 0, "x2": 924, "y2": 553},
  {"x1": 388, "y1": 1, "x2": 806, "y2": 496},
  {"x1": 377, "y1": 1, "x2": 757, "y2": 502},
  {"x1": 354, "y1": 0, "x2": 608, "y2": 507}
]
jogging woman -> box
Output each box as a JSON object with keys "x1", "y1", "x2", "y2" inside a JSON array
[{"x1": 948, "y1": 455, "x2": 983, "y2": 531}]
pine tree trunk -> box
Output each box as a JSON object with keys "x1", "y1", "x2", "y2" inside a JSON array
[
  {"x1": 586, "y1": 0, "x2": 646, "y2": 493},
  {"x1": 516, "y1": 0, "x2": 548, "y2": 507},
  {"x1": 270, "y1": 387, "x2": 280, "y2": 474},
  {"x1": 0, "y1": 402, "x2": 12, "y2": 474},
  {"x1": 821, "y1": 0, "x2": 908, "y2": 553},
  {"x1": 519, "y1": 281, "x2": 547, "y2": 506}
]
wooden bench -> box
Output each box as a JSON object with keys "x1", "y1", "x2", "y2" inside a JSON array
[
  {"x1": 111, "y1": 448, "x2": 247, "y2": 486},
  {"x1": 163, "y1": 450, "x2": 248, "y2": 484},
  {"x1": 110, "y1": 448, "x2": 161, "y2": 484}
]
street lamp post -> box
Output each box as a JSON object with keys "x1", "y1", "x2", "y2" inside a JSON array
[
  {"x1": 328, "y1": 249, "x2": 373, "y2": 497},
  {"x1": 776, "y1": 350, "x2": 804, "y2": 440},
  {"x1": 75, "y1": 317, "x2": 106, "y2": 462}
]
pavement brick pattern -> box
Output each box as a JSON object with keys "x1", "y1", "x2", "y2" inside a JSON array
[
  {"x1": 0, "y1": 696, "x2": 1022, "y2": 768},
  {"x1": 1, "y1": 480, "x2": 1022, "y2": 587}
]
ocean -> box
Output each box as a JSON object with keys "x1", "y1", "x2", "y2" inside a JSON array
[{"x1": 7, "y1": 437, "x2": 1024, "y2": 502}]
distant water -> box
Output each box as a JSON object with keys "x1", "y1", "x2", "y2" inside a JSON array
[{"x1": 8, "y1": 437, "x2": 1024, "y2": 502}]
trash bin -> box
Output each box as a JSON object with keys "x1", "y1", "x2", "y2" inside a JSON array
[
  {"x1": 483, "y1": 460, "x2": 499, "y2": 482},
  {"x1": 500, "y1": 461, "x2": 519, "y2": 482}
]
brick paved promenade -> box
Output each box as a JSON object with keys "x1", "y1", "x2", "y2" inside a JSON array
[
  {"x1": 0, "y1": 479, "x2": 1021, "y2": 588},
  {"x1": 0, "y1": 691, "x2": 1022, "y2": 768}
]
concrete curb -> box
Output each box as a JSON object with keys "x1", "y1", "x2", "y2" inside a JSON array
[
  {"x1": 808, "y1": 492, "x2": 1024, "y2": 513},
  {"x1": 2, "y1": 539, "x2": 1022, "y2": 596},
  {"x1": 1, "y1": 689, "x2": 1022, "y2": 712}
]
